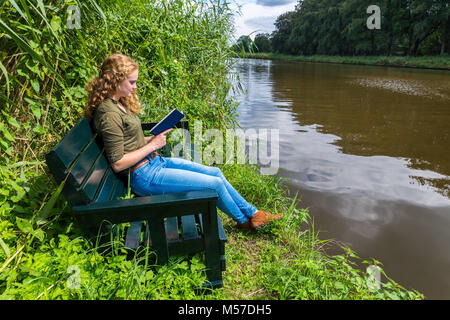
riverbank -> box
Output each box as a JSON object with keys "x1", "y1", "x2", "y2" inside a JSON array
[{"x1": 243, "y1": 53, "x2": 450, "y2": 71}]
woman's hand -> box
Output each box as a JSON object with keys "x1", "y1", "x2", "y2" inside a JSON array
[
  {"x1": 144, "y1": 136, "x2": 154, "y2": 144},
  {"x1": 150, "y1": 128, "x2": 173, "y2": 149},
  {"x1": 111, "y1": 128, "x2": 173, "y2": 173}
]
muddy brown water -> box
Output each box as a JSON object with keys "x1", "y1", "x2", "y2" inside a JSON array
[{"x1": 231, "y1": 58, "x2": 450, "y2": 299}]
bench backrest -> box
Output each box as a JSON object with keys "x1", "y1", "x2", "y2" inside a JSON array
[{"x1": 45, "y1": 117, "x2": 126, "y2": 207}]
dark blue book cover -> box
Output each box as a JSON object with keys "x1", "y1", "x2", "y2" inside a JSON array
[{"x1": 149, "y1": 109, "x2": 185, "y2": 136}]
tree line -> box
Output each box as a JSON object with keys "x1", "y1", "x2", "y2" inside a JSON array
[{"x1": 234, "y1": 0, "x2": 450, "y2": 56}]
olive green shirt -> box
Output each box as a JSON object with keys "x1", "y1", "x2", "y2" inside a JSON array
[{"x1": 92, "y1": 97, "x2": 146, "y2": 168}]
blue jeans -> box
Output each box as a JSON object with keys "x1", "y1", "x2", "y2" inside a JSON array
[{"x1": 130, "y1": 154, "x2": 257, "y2": 224}]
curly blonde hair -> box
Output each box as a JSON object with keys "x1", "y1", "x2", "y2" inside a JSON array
[{"x1": 84, "y1": 54, "x2": 141, "y2": 120}]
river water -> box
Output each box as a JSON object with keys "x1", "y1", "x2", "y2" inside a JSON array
[{"x1": 231, "y1": 58, "x2": 450, "y2": 299}]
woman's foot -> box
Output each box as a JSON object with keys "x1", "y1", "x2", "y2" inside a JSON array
[
  {"x1": 236, "y1": 219, "x2": 251, "y2": 230},
  {"x1": 236, "y1": 210, "x2": 282, "y2": 230},
  {"x1": 250, "y1": 210, "x2": 283, "y2": 229}
]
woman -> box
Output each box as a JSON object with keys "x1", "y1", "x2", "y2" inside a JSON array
[{"x1": 84, "y1": 54, "x2": 282, "y2": 230}]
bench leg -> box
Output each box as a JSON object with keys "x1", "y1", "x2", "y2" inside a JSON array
[
  {"x1": 148, "y1": 218, "x2": 169, "y2": 265},
  {"x1": 201, "y1": 201, "x2": 223, "y2": 289}
]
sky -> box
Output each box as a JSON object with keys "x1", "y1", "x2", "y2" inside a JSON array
[{"x1": 230, "y1": 0, "x2": 298, "y2": 41}]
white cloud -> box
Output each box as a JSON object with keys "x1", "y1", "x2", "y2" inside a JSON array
[
  {"x1": 256, "y1": 0, "x2": 296, "y2": 6},
  {"x1": 230, "y1": 0, "x2": 297, "y2": 41}
]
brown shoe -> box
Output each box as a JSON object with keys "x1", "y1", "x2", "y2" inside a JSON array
[
  {"x1": 236, "y1": 219, "x2": 252, "y2": 230},
  {"x1": 250, "y1": 210, "x2": 283, "y2": 229}
]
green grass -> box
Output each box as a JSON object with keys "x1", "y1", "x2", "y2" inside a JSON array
[
  {"x1": 0, "y1": 162, "x2": 423, "y2": 300},
  {"x1": 243, "y1": 52, "x2": 450, "y2": 70},
  {"x1": 0, "y1": 162, "x2": 424, "y2": 300}
]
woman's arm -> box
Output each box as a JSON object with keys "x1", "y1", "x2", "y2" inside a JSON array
[{"x1": 111, "y1": 128, "x2": 172, "y2": 172}]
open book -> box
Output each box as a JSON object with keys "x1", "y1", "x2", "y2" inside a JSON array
[{"x1": 150, "y1": 109, "x2": 185, "y2": 136}]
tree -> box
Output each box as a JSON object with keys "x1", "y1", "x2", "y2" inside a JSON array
[
  {"x1": 313, "y1": 0, "x2": 345, "y2": 55},
  {"x1": 269, "y1": 0, "x2": 448, "y2": 56},
  {"x1": 271, "y1": 11, "x2": 297, "y2": 54},
  {"x1": 341, "y1": 0, "x2": 381, "y2": 55},
  {"x1": 409, "y1": 1, "x2": 446, "y2": 56},
  {"x1": 441, "y1": 12, "x2": 450, "y2": 54},
  {"x1": 254, "y1": 33, "x2": 272, "y2": 53},
  {"x1": 394, "y1": 0, "x2": 448, "y2": 56},
  {"x1": 232, "y1": 35, "x2": 253, "y2": 54},
  {"x1": 287, "y1": 0, "x2": 320, "y2": 55}
]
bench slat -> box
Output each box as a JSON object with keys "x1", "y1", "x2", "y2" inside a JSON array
[
  {"x1": 181, "y1": 215, "x2": 199, "y2": 240},
  {"x1": 53, "y1": 118, "x2": 94, "y2": 168},
  {"x1": 217, "y1": 215, "x2": 227, "y2": 243},
  {"x1": 125, "y1": 221, "x2": 142, "y2": 249},
  {"x1": 108, "y1": 178, "x2": 126, "y2": 201},
  {"x1": 165, "y1": 217, "x2": 179, "y2": 242},
  {"x1": 94, "y1": 168, "x2": 116, "y2": 202},
  {"x1": 81, "y1": 154, "x2": 109, "y2": 201},
  {"x1": 144, "y1": 221, "x2": 152, "y2": 247},
  {"x1": 70, "y1": 140, "x2": 103, "y2": 187}
]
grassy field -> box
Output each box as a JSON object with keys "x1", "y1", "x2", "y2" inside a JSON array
[
  {"x1": 0, "y1": 161, "x2": 423, "y2": 300},
  {"x1": 243, "y1": 52, "x2": 450, "y2": 70}
]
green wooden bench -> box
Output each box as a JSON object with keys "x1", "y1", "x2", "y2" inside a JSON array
[{"x1": 45, "y1": 117, "x2": 227, "y2": 289}]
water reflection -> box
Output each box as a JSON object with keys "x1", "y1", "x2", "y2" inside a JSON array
[
  {"x1": 353, "y1": 78, "x2": 449, "y2": 99},
  {"x1": 231, "y1": 58, "x2": 450, "y2": 299}
]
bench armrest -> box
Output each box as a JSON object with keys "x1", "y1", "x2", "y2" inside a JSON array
[{"x1": 72, "y1": 190, "x2": 218, "y2": 225}]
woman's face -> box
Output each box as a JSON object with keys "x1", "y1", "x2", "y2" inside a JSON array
[{"x1": 116, "y1": 68, "x2": 138, "y2": 98}]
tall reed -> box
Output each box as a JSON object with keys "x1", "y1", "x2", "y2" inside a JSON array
[{"x1": 0, "y1": 0, "x2": 238, "y2": 299}]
